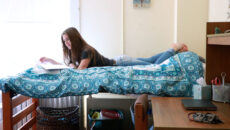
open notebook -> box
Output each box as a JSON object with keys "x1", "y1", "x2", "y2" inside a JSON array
[
  {"x1": 39, "y1": 62, "x2": 70, "y2": 70},
  {"x1": 181, "y1": 99, "x2": 217, "y2": 111}
]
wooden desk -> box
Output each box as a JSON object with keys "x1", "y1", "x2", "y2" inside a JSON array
[{"x1": 151, "y1": 97, "x2": 230, "y2": 130}]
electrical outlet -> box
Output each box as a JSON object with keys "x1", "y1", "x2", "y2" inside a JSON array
[{"x1": 227, "y1": 12, "x2": 230, "y2": 19}]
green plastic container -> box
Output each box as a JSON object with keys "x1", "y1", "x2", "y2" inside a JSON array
[{"x1": 88, "y1": 109, "x2": 124, "y2": 130}]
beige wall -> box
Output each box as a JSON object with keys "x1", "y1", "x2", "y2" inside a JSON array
[
  {"x1": 177, "y1": 0, "x2": 208, "y2": 58},
  {"x1": 80, "y1": 0, "x2": 123, "y2": 58},
  {"x1": 80, "y1": 0, "x2": 208, "y2": 58},
  {"x1": 124, "y1": 0, "x2": 175, "y2": 57}
]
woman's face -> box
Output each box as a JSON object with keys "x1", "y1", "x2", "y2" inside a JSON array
[{"x1": 62, "y1": 34, "x2": 71, "y2": 50}]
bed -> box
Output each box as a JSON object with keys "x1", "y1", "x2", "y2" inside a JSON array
[{"x1": 0, "y1": 51, "x2": 204, "y2": 130}]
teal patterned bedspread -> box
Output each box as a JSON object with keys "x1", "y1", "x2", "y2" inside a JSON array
[{"x1": 0, "y1": 52, "x2": 203, "y2": 98}]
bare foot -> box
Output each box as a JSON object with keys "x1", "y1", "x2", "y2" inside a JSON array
[
  {"x1": 171, "y1": 43, "x2": 188, "y2": 52},
  {"x1": 179, "y1": 44, "x2": 188, "y2": 52},
  {"x1": 171, "y1": 43, "x2": 183, "y2": 51}
]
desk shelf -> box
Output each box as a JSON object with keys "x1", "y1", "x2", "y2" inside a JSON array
[{"x1": 207, "y1": 33, "x2": 230, "y2": 45}]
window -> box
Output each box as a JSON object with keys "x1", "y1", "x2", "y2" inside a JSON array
[
  {"x1": 0, "y1": 0, "x2": 79, "y2": 127},
  {"x1": 0, "y1": 0, "x2": 79, "y2": 77}
]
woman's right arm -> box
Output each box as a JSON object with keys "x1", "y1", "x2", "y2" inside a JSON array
[
  {"x1": 40, "y1": 57, "x2": 61, "y2": 65},
  {"x1": 40, "y1": 57, "x2": 78, "y2": 69}
]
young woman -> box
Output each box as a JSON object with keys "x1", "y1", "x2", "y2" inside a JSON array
[{"x1": 40, "y1": 27, "x2": 188, "y2": 70}]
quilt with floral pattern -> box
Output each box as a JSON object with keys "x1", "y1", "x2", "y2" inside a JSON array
[{"x1": 0, "y1": 52, "x2": 203, "y2": 98}]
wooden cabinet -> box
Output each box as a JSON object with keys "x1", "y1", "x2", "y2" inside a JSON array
[{"x1": 206, "y1": 22, "x2": 230, "y2": 85}]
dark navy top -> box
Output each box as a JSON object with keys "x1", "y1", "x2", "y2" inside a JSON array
[{"x1": 81, "y1": 49, "x2": 114, "y2": 67}]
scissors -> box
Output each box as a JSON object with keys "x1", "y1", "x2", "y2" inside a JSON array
[
  {"x1": 211, "y1": 77, "x2": 221, "y2": 85},
  {"x1": 221, "y1": 72, "x2": 226, "y2": 86},
  {"x1": 211, "y1": 72, "x2": 226, "y2": 86}
]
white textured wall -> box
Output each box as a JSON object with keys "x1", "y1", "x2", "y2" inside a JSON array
[
  {"x1": 209, "y1": 0, "x2": 230, "y2": 22},
  {"x1": 80, "y1": 0, "x2": 123, "y2": 58}
]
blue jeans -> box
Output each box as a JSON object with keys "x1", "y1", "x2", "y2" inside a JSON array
[{"x1": 115, "y1": 49, "x2": 175, "y2": 66}]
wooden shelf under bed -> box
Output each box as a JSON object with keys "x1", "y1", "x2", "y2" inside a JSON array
[{"x1": 2, "y1": 91, "x2": 38, "y2": 130}]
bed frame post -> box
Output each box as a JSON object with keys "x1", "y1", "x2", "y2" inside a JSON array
[
  {"x1": 32, "y1": 98, "x2": 38, "y2": 130},
  {"x1": 134, "y1": 94, "x2": 148, "y2": 130},
  {"x1": 135, "y1": 104, "x2": 148, "y2": 130},
  {"x1": 2, "y1": 91, "x2": 13, "y2": 130}
]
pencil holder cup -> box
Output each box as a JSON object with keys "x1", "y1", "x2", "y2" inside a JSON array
[{"x1": 212, "y1": 84, "x2": 230, "y2": 103}]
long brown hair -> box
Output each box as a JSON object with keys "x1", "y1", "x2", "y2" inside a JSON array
[{"x1": 61, "y1": 27, "x2": 96, "y2": 66}]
